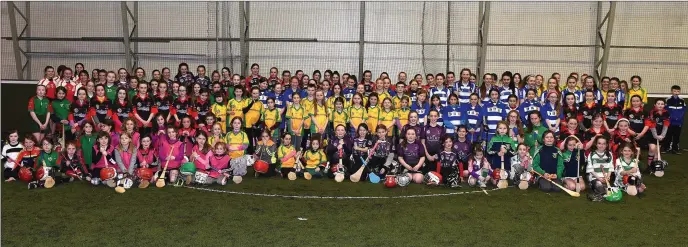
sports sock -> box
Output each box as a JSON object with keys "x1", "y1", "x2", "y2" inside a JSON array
[{"x1": 647, "y1": 155, "x2": 654, "y2": 168}]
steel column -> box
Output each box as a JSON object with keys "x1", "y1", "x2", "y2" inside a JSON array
[
  {"x1": 8, "y1": 2, "x2": 23, "y2": 80},
  {"x1": 476, "y1": 2, "x2": 491, "y2": 85},
  {"x1": 132, "y1": 2, "x2": 138, "y2": 68},
  {"x1": 7, "y1": 1, "x2": 30, "y2": 80},
  {"x1": 239, "y1": 1, "x2": 250, "y2": 76},
  {"x1": 594, "y1": 2, "x2": 616, "y2": 81},
  {"x1": 358, "y1": 2, "x2": 365, "y2": 79},
  {"x1": 121, "y1": 2, "x2": 133, "y2": 71},
  {"x1": 446, "y1": 1, "x2": 451, "y2": 73}
]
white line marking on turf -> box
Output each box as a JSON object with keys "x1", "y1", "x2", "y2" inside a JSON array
[{"x1": 184, "y1": 186, "x2": 500, "y2": 199}]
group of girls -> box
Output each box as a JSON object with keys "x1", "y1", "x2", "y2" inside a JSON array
[{"x1": 9, "y1": 63, "x2": 671, "y2": 200}]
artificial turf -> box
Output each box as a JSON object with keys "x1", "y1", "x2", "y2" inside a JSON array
[{"x1": 2, "y1": 144, "x2": 687, "y2": 246}]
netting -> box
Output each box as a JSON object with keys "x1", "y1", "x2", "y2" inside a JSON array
[{"x1": 1, "y1": 1, "x2": 686, "y2": 94}]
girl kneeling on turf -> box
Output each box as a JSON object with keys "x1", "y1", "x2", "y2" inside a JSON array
[
  {"x1": 326, "y1": 125, "x2": 353, "y2": 178},
  {"x1": 465, "y1": 143, "x2": 491, "y2": 188},
  {"x1": 254, "y1": 130, "x2": 278, "y2": 177},
  {"x1": 91, "y1": 132, "x2": 116, "y2": 186},
  {"x1": 190, "y1": 131, "x2": 212, "y2": 182},
  {"x1": 614, "y1": 142, "x2": 645, "y2": 196},
  {"x1": 586, "y1": 135, "x2": 614, "y2": 201},
  {"x1": 157, "y1": 126, "x2": 184, "y2": 183},
  {"x1": 369, "y1": 125, "x2": 395, "y2": 177},
  {"x1": 206, "y1": 142, "x2": 231, "y2": 185},
  {"x1": 225, "y1": 117, "x2": 249, "y2": 179},
  {"x1": 58, "y1": 141, "x2": 88, "y2": 182},
  {"x1": 439, "y1": 135, "x2": 462, "y2": 188},
  {"x1": 532, "y1": 131, "x2": 564, "y2": 192},
  {"x1": 562, "y1": 137, "x2": 586, "y2": 192},
  {"x1": 397, "y1": 128, "x2": 426, "y2": 184},
  {"x1": 137, "y1": 135, "x2": 158, "y2": 183},
  {"x1": 277, "y1": 133, "x2": 298, "y2": 178},
  {"x1": 303, "y1": 135, "x2": 327, "y2": 178},
  {"x1": 510, "y1": 143, "x2": 532, "y2": 186}
]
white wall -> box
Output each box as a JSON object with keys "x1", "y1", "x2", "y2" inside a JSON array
[{"x1": 2, "y1": 1, "x2": 686, "y2": 93}]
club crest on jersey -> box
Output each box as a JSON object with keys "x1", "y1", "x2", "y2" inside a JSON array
[
  {"x1": 487, "y1": 107, "x2": 501, "y2": 113},
  {"x1": 74, "y1": 108, "x2": 79, "y2": 113},
  {"x1": 583, "y1": 111, "x2": 588, "y2": 115},
  {"x1": 137, "y1": 102, "x2": 142, "y2": 107},
  {"x1": 117, "y1": 108, "x2": 122, "y2": 113},
  {"x1": 604, "y1": 111, "x2": 609, "y2": 115},
  {"x1": 552, "y1": 153, "x2": 557, "y2": 159},
  {"x1": 176, "y1": 104, "x2": 181, "y2": 109}
]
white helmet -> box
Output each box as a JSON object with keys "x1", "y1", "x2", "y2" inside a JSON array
[{"x1": 396, "y1": 174, "x2": 411, "y2": 187}]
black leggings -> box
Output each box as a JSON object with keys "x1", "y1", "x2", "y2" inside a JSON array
[
  {"x1": 246, "y1": 127, "x2": 260, "y2": 155},
  {"x1": 3, "y1": 168, "x2": 17, "y2": 180},
  {"x1": 537, "y1": 178, "x2": 563, "y2": 192}
]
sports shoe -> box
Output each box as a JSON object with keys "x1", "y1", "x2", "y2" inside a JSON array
[
  {"x1": 28, "y1": 182, "x2": 38, "y2": 190},
  {"x1": 587, "y1": 193, "x2": 604, "y2": 202}
]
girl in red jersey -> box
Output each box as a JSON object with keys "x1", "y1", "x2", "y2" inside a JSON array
[
  {"x1": 111, "y1": 88, "x2": 133, "y2": 132},
  {"x1": 647, "y1": 99, "x2": 670, "y2": 167},
  {"x1": 560, "y1": 92, "x2": 580, "y2": 132},
  {"x1": 189, "y1": 131, "x2": 212, "y2": 182},
  {"x1": 155, "y1": 81, "x2": 174, "y2": 123},
  {"x1": 172, "y1": 85, "x2": 197, "y2": 126},
  {"x1": 601, "y1": 91, "x2": 624, "y2": 134},
  {"x1": 610, "y1": 119, "x2": 636, "y2": 154},
  {"x1": 624, "y1": 95, "x2": 649, "y2": 148},
  {"x1": 88, "y1": 84, "x2": 114, "y2": 129},
  {"x1": 578, "y1": 90, "x2": 600, "y2": 131},
  {"x1": 59, "y1": 67, "x2": 78, "y2": 102},
  {"x1": 29, "y1": 85, "x2": 52, "y2": 142},
  {"x1": 38, "y1": 66, "x2": 58, "y2": 100},
  {"x1": 559, "y1": 117, "x2": 584, "y2": 150},
  {"x1": 14, "y1": 135, "x2": 41, "y2": 180},
  {"x1": 583, "y1": 114, "x2": 610, "y2": 151},
  {"x1": 132, "y1": 81, "x2": 157, "y2": 136}
]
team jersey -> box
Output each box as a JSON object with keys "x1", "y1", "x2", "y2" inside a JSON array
[
  {"x1": 430, "y1": 87, "x2": 452, "y2": 106},
  {"x1": 665, "y1": 96, "x2": 686, "y2": 127},
  {"x1": 462, "y1": 103, "x2": 483, "y2": 141},
  {"x1": 224, "y1": 131, "x2": 248, "y2": 158},
  {"x1": 541, "y1": 102, "x2": 560, "y2": 134},
  {"x1": 517, "y1": 87, "x2": 540, "y2": 102},
  {"x1": 601, "y1": 103, "x2": 624, "y2": 129},
  {"x1": 277, "y1": 145, "x2": 297, "y2": 168},
  {"x1": 353, "y1": 137, "x2": 373, "y2": 157},
  {"x1": 194, "y1": 98, "x2": 211, "y2": 123},
  {"x1": 498, "y1": 86, "x2": 515, "y2": 103},
  {"x1": 283, "y1": 88, "x2": 302, "y2": 103},
  {"x1": 625, "y1": 87, "x2": 647, "y2": 109},
  {"x1": 648, "y1": 108, "x2": 670, "y2": 135},
  {"x1": 171, "y1": 96, "x2": 196, "y2": 121},
  {"x1": 557, "y1": 129, "x2": 584, "y2": 148},
  {"x1": 15, "y1": 147, "x2": 40, "y2": 169},
  {"x1": 377, "y1": 109, "x2": 396, "y2": 136},
  {"x1": 300, "y1": 97, "x2": 315, "y2": 129},
  {"x1": 539, "y1": 89, "x2": 559, "y2": 103},
  {"x1": 258, "y1": 89, "x2": 274, "y2": 106},
  {"x1": 348, "y1": 105, "x2": 367, "y2": 131},
  {"x1": 155, "y1": 94, "x2": 174, "y2": 120},
  {"x1": 439, "y1": 151, "x2": 459, "y2": 170},
  {"x1": 561, "y1": 88, "x2": 581, "y2": 103},
  {"x1": 330, "y1": 109, "x2": 349, "y2": 131},
  {"x1": 37, "y1": 151, "x2": 59, "y2": 169},
  {"x1": 524, "y1": 125, "x2": 548, "y2": 155},
  {"x1": 441, "y1": 104, "x2": 463, "y2": 134},
  {"x1": 624, "y1": 107, "x2": 647, "y2": 134},
  {"x1": 396, "y1": 108, "x2": 410, "y2": 130},
  {"x1": 612, "y1": 89, "x2": 625, "y2": 106},
  {"x1": 89, "y1": 96, "x2": 113, "y2": 123},
  {"x1": 578, "y1": 102, "x2": 600, "y2": 130},
  {"x1": 261, "y1": 108, "x2": 281, "y2": 139},
  {"x1": 286, "y1": 104, "x2": 307, "y2": 136},
  {"x1": 51, "y1": 98, "x2": 72, "y2": 130},
  {"x1": 211, "y1": 102, "x2": 228, "y2": 132},
  {"x1": 244, "y1": 99, "x2": 264, "y2": 128},
  {"x1": 303, "y1": 149, "x2": 326, "y2": 169},
  {"x1": 38, "y1": 78, "x2": 59, "y2": 99},
  {"x1": 482, "y1": 100, "x2": 508, "y2": 140},
  {"x1": 132, "y1": 95, "x2": 157, "y2": 127},
  {"x1": 408, "y1": 89, "x2": 419, "y2": 103},
  {"x1": 586, "y1": 151, "x2": 613, "y2": 182},
  {"x1": 366, "y1": 105, "x2": 380, "y2": 133},
  {"x1": 391, "y1": 95, "x2": 407, "y2": 110},
  {"x1": 561, "y1": 149, "x2": 585, "y2": 178},
  {"x1": 104, "y1": 84, "x2": 118, "y2": 101},
  {"x1": 580, "y1": 88, "x2": 603, "y2": 105},
  {"x1": 1, "y1": 142, "x2": 24, "y2": 169},
  {"x1": 421, "y1": 124, "x2": 445, "y2": 155},
  {"x1": 453, "y1": 81, "x2": 476, "y2": 104},
  {"x1": 28, "y1": 96, "x2": 51, "y2": 116},
  {"x1": 452, "y1": 139, "x2": 472, "y2": 165},
  {"x1": 309, "y1": 103, "x2": 329, "y2": 133},
  {"x1": 410, "y1": 101, "x2": 429, "y2": 126},
  {"x1": 176, "y1": 73, "x2": 195, "y2": 86},
  {"x1": 583, "y1": 127, "x2": 610, "y2": 145},
  {"x1": 195, "y1": 76, "x2": 211, "y2": 89},
  {"x1": 560, "y1": 104, "x2": 579, "y2": 124},
  {"x1": 476, "y1": 85, "x2": 496, "y2": 104},
  {"x1": 227, "y1": 98, "x2": 250, "y2": 123},
  {"x1": 396, "y1": 141, "x2": 425, "y2": 167},
  {"x1": 110, "y1": 100, "x2": 132, "y2": 125},
  {"x1": 518, "y1": 99, "x2": 541, "y2": 125},
  {"x1": 611, "y1": 130, "x2": 635, "y2": 152},
  {"x1": 342, "y1": 87, "x2": 356, "y2": 102},
  {"x1": 430, "y1": 105, "x2": 444, "y2": 127},
  {"x1": 326, "y1": 95, "x2": 348, "y2": 114}
]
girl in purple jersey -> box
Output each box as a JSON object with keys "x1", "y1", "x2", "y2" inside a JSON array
[
  {"x1": 422, "y1": 109, "x2": 445, "y2": 174},
  {"x1": 397, "y1": 128, "x2": 426, "y2": 184}
]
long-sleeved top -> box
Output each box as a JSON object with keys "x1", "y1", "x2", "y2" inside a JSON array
[
  {"x1": 486, "y1": 134, "x2": 517, "y2": 171},
  {"x1": 207, "y1": 154, "x2": 230, "y2": 178},
  {"x1": 532, "y1": 145, "x2": 564, "y2": 178},
  {"x1": 136, "y1": 147, "x2": 159, "y2": 171},
  {"x1": 326, "y1": 137, "x2": 353, "y2": 163},
  {"x1": 157, "y1": 138, "x2": 184, "y2": 169},
  {"x1": 1, "y1": 142, "x2": 23, "y2": 169},
  {"x1": 190, "y1": 145, "x2": 212, "y2": 170},
  {"x1": 92, "y1": 145, "x2": 117, "y2": 169},
  {"x1": 561, "y1": 149, "x2": 585, "y2": 178},
  {"x1": 58, "y1": 152, "x2": 89, "y2": 175},
  {"x1": 114, "y1": 148, "x2": 137, "y2": 175},
  {"x1": 665, "y1": 96, "x2": 685, "y2": 126}
]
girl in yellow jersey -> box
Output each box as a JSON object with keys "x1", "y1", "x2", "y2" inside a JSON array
[
  {"x1": 310, "y1": 90, "x2": 328, "y2": 139},
  {"x1": 366, "y1": 93, "x2": 380, "y2": 133},
  {"x1": 329, "y1": 97, "x2": 349, "y2": 139},
  {"x1": 395, "y1": 96, "x2": 411, "y2": 147},
  {"x1": 355, "y1": 84, "x2": 368, "y2": 106},
  {"x1": 210, "y1": 93, "x2": 228, "y2": 132},
  {"x1": 261, "y1": 97, "x2": 282, "y2": 143},
  {"x1": 625, "y1": 75, "x2": 647, "y2": 109},
  {"x1": 277, "y1": 133, "x2": 300, "y2": 178},
  {"x1": 208, "y1": 123, "x2": 225, "y2": 147},
  {"x1": 224, "y1": 117, "x2": 249, "y2": 159},
  {"x1": 286, "y1": 93, "x2": 307, "y2": 151},
  {"x1": 244, "y1": 87, "x2": 264, "y2": 154},
  {"x1": 378, "y1": 98, "x2": 396, "y2": 140},
  {"x1": 227, "y1": 86, "x2": 250, "y2": 127},
  {"x1": 348, "y1": 93, "x2": 368, "y2": 135},
  {"x1": 303, "y1": 135, "x2": 327, "y2": 178}
]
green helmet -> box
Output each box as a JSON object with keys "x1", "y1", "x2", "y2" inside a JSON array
[
  {"x1": 605, "y1": 187, "x2": 623, "y2": 202},
  {"x1": 180, "y1": 162, "x2": 197, "y2": 175}
]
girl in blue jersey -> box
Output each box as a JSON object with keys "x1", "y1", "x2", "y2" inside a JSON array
[
  {"x1": 429, "y1": 95, "x2": 444, "y2": 127},
  {"x1": 441, "y1": 94, "x2": 463, "y2": 136},
  {"x1": 453, "y1": 68, "x2": 475, "y2": 105},
  {"x1": 422, "y1": 109, "x2": 445, "y2": 174},
  {"x1": 482, "y1": 89, "x2": 508, "y2": 142},
  {"x1": 539, "y1": 77, "x2": 560, "y2": 103},
  {"x1": 518, "y1": 88, "x2": 542, "y2": 125},
  {"x1": 506, "y1": 94, "x2": 519, "y2": 113},
  {"x1": 410, "y1": 89, "x2": 429, "y2": 126},
  {"x1": 581, "y1": 76, "x2": 603, "y2": 105},
  {"x1": 430, "y1": 73, "x2": 451, "y2": 106},
  {"x1": 562, "y1": 76, "x2": 581, "y2": 103},
  {"x1": 477, "y1": 74, "x2": 496, "y2": 104},
  {"x1": 499, "y1": 72, "x2": 516, "y2": 104},
  {"x1": 518, "y1": 75, "x2": 539, "y2": 103},
  {"x1": 462, "y1": 93, "x2": 484, "y2": 143},
  {"x1": 541, "y1": 91, "x2": 561, "y2": 136}
]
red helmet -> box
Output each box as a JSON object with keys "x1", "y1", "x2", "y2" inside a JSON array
[
  {"x1": 136, "y1": 168, "x2": 154, "y2": 180},
  {"x1": 100, "y1": 167, "x2": 117, "y2": 181},
  {"x1": 65, "y1": 169, "x2": 81, "y2": 179},
  {"x1": 492, "y1": 168, "x2": 501, "y2": 180},
  {"x1": 384, "y1": 175, "x2": 397, "y2": 188},
  {"x1": 254, "y1": 160, "x2": 269, "y2": 174},
  {"x1": 424, "y1": 171, "x2": 443, "y2": 185},
  {"x1": 18, "y1": 167, "x2": 33, "y2": 182}
]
